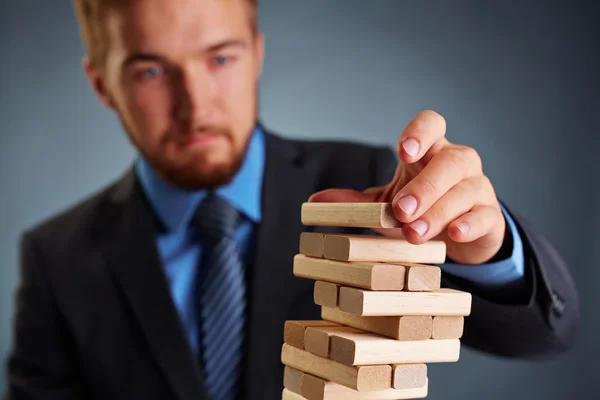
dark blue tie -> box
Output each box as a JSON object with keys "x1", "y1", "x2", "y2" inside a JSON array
[{"x1": 194, "y1": 194, "x2": 246, "y2": 400}]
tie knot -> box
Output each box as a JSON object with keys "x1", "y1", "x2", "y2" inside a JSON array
[{"x1": 193, "y1": 194, "x2": 239, "y2": 239}]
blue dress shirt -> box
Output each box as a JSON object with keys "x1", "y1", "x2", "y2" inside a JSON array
[
  {"x1": 136, "y1": 124, "x2": 525, "y2": 356},
  {"x1": 136, "y1": 126, "x2": 264, "y2": 356}
]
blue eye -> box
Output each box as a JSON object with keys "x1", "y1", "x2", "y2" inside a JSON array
[
  {"x1": 142, "y1": 66, "x2": 163, "y2": 77},
  {"x1": 214, "y1": 56, "x2": 229, "y2": 65}
]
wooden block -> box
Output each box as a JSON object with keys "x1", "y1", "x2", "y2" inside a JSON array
[
  {"x1": 302, "y1": 372, "x2": 428, "y2": 400},
  {"x1": 281, "y1": 343, "x2": 392, "y2": 391},
  {"x1": 323, "y1": 234, "x2": 446, "y2": 264},
  {"x1": 432, "y1": 316, "x2": 464, "y2": 339},
  {"x1": 338, "y1": 287, "x2": 472, "y2": 316},
  {"x1": 284, "y1": 366, "x2": 304, "y2": 394},
  {"x1": 329, "y1": 331, "x2": 460, "y2": 366},
  {"x1": 293, "y1": 255, "x2": 405, "y2": 291},
  {"x1": 301, "y1": 202, "x2": 402, "y2": 228},
  {"x1": 393, "y1": 364, "x2": 428, "y2": 389},
  {"x1": 282, "y1": 388, "x2": 306, "y2": 400},
  {"x1": 300, "y1": 232, "x2": 325, "y2": 258},
  {"x1": 313, "y1": 281, "x2": 340, "y2": 308},
  {"x1": 284, "y1": 320, "x2": 340, "y2": 349},
  {"x1": 321, "y1": 307, "x2": 432, "y2": 340},
  {"x1": 304, "y1": 326, "x2": 363, "y2": 357},
  {"x1": 404, "y1": 264, "x2": 441, "y2": 291}
]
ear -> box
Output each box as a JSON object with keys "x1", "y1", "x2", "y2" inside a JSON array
[
  {"x1": 82, "y1": 56, "x2": 116, "y2": 110},
  {"x1": 254, "y1": 32, "x2": 265, "y2": 79}
]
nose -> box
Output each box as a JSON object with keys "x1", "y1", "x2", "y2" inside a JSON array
[{"x1": 174, "y1": 65, "x2": 216, "y2": 127}]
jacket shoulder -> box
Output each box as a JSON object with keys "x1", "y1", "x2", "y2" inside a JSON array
[
  {"x1": 266, "y1": 130, "x2": 398, "y2": 189},
  {"x1": 22, "y1": 174, "x2": 121, "y2": 248}
]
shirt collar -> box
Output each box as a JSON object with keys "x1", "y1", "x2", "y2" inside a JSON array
[{"x1": 136, "y1": 125, "x2": 265, "y2": 233}]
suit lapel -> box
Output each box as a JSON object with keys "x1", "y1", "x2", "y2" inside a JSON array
[
  {"x1": 244, "y1": 132, "x2": 320, "y2": 399},
  {"x1": 96, "y1": 168, "x2": 206, "y2": 400}
]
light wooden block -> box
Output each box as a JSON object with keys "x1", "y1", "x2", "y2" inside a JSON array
[
  {"x1": 304, "y1": 374, "x2": 427, "y2": 400},
  {"x1": 282, "y1": 388, "x2": 306, "y2": 400},
  {"x1": 293, "y1": 255, "x2": 405, "y2": 291},
  {"x1": 304, "y1": 325, "x2": 363, "y2": 357},
  {"x1": 284, "y1": 366, "x2": 304, "y2": 394},
  {"x1": 321, "y1": 307, "x2": 432, "y2": 340},
  {"x1": 404, "y1": 264, "x2": 441, "y2": 291},
  {"x1": 313, "y1": 281, "x2": 340, "y2": 308},
  {"x1": 300, "y1": 232, "x2": 325, "y2": 258},
  {"x1": 393, "y1": 364, "x2": 428, "y2": 389},
  {"x1": 323, "y1": 234, "x2": 446, "y2": 264},
  {"x1": 432, "y1": 316, "x2": 464, "y2": 339},
  {"x1": 338, "y1": 287, "x2": 472, "y2": 316},
  {"x1": 301, "y1": 202, "x2": 402, "y2": 228},
  {"x1": 281, "y1": 343, "x2": 392, "y2": 391},
  {"x1": 289, "y1": 368, "x2": 428, "y2": 400},
  {"x1": 284, "y1": 320, "x2": 340, "y2": 349},
  {"x1": 329, "y1": 331, "x2": 461, "y2": 366}
]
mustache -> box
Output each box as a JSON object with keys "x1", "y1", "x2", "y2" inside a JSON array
[{"x1": 167, "y1": 125, "x2": 232, "y2": 141}]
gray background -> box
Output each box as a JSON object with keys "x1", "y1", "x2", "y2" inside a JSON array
[{"x1": 1, "y1": 0, "x2": 598, "y2": 398}]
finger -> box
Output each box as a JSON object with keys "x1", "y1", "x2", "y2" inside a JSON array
[
  {"x1": 307, "y1": 188, "x2": 378, "y2": 203},
  {"x1": 401, "y1": 176, "x2": 490, "y2": 243},
  {"x1": 363, "y1": 185, "x2": 386, "y2": 198},
  {"x1": 392, "y1": 146, "x2": 484, "y2": 223},
  {"x1": 447, "y1": 204, "x2": 504, "y2": 245},
  {"x1": 397, "y1": 110, "x2": 449, "y2": 165}
]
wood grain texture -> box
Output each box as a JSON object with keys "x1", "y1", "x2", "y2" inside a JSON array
[
  {"x1": 329, "y1": 331, "x2": 461, "y2": 366},
  {"x1": 282, "y1": 388, "x2": 306, "y2": 400},
  {"x1": 313, "y1": 281, "x2": 340, "y2": 308},
  {"x1": 432, "y1": 316, "x2": 465, "y2": 339},
  {"x1": 304, "y1": 326, "x2": 363, "y2": 357},
  {"x1": 338, "y1": 287, "x2": 472, "y2": 316},
  {"x1": 323, "y1": 234, "x2": 446, "y2": 264},
  {"x1": 299, "y1": 232, "x2": 325, "y2": 258},
  {"x1": 284, "y1": 367, "x2": 428, "y2": 400},
  {"x1": 321, "y1": 307, "x2": 432, "y2": 340},
  {"x1": 404, "y1": 264, "x2": 441, "y2": 291},
  {"x1": 393, "y1": 364, "x2": 428, "y2": 389},
  {"x1": 284, "y1": 366, "x2": 304, "y2": 394},
  {"x1": 293, "y1": 255, "x2": 406, "y2": 291},
  {"x1": 284, "y1": 320, "x2": 340, "y2": 349},
  {"x1": 281, "y1": 343, "x2": 392, "y2": 391},
  {"x1": 301, "y1": 203, "x2": 402, "y2": 228}
]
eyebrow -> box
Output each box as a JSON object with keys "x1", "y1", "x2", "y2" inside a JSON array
[{"x1": 122, "y1": 39, "x2": 248, "y2": 68}]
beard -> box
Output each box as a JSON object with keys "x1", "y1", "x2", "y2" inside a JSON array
[{"x1": 124, "y1": 121, "x2": 253, "y2": 191}]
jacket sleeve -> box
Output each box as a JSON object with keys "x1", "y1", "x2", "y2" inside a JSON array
[
  {"x1": 370, "y1": 146, "x2": 580, "y2": 360},
  {"x1": 4, "y1": 231, "x2": 83, "y2": 400}
]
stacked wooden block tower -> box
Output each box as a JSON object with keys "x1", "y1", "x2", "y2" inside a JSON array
[{"x1": 280, "y1": 202, "x2": 473, "y2": 400}]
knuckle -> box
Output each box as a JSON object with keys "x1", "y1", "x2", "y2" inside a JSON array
[
  {"x1": 465, "y1": 175, "x2": 495, "y2": 204},
  {"x1": 425, "y1": 203, "x2": 447, "y2": 226},
  {"x1": 416, "y1": 176, "x2": 438, "y2": 198},
  {"x1": 461, "y1": 146, "x2": 482, "y2": 171},
  {"x1": 464, "y1": 175, "x2": 492, "y2": 198},
  {"x1": 473, "y1": 175, "x2": 491, "y2": 193},
  {"x1": 456, "y1": 178, "x2": 475, "y2": 197},
  {"x1": 442, "y1": 147, "x2": 467, "y2": 170}
]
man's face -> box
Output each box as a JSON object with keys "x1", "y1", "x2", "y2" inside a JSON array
[{"x1": 87, "y1": 0, "x2": 264, "y2": 189}]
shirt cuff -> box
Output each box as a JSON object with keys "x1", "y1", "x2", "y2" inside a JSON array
[{"x1": 438, "y1": 202, "x2": 525, "y2": 288}]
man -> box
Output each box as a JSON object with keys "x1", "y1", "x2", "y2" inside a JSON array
[{"x1": 5, "y1": 0, "x2": 579, "y2": 399}]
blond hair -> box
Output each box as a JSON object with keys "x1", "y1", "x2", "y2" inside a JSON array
[{"x1": 72, "y1": 0, "x2": 258, "y2": 68}]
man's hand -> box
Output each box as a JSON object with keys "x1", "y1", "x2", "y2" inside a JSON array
[{"x1": 308, "y1": 110, "x2": 506, "y2": 265}]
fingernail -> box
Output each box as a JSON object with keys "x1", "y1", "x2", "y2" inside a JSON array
[
  {"x1": 401, "y1": 138, "x2": 420, "y2": 157},
  {"x1": 457, "y1": 222, "x2": 470, "y2": 234},
  {"x1": 398, "y1": 195, "x2": 418, "y2": 215},
  {"x1": 410, "y1": 219, "x2": 428, "y2": 236}
]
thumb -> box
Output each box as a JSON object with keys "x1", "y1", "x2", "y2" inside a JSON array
[{"x1": 307, "y1": 188, "x2": 380, "y2": 203}]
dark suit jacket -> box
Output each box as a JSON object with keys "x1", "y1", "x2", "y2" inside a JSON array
[{"x1": 5, "y1": 128, "x2": 580, "y2": 400}]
